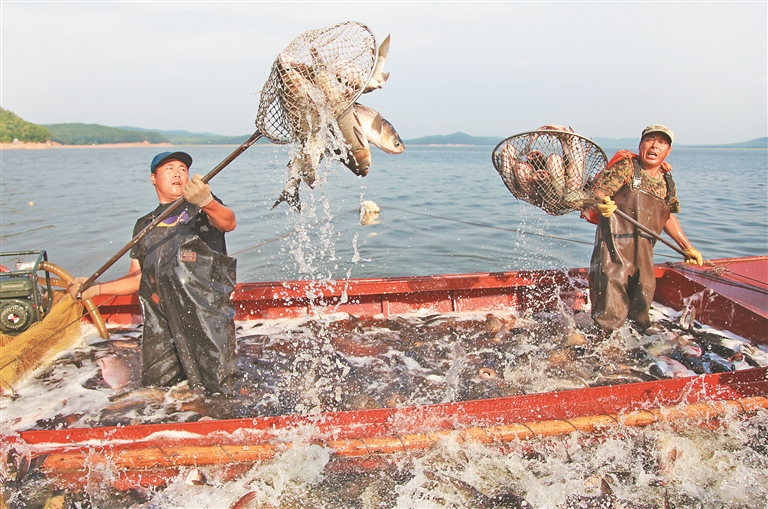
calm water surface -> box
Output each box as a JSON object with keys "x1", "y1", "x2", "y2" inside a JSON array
[{"x1": 1, "y1": 145, "x2": 766, "y2": 282}]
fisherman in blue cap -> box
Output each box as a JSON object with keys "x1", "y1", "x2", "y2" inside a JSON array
[{"x1": 70, "y1": 151, "x2": 238, "y2": 394}]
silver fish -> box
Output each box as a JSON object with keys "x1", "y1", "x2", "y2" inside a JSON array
[
  {"x1": 363, "y1": 34, "x2": 391, "y2": 94},
  {"x1": 352, "y1": 103, "x2": 404, "y2": 154},
  {"x1": 336, "y1": 105, "x2": 371, "y2": 175},
  {"x1": 546, "y1": 153, "x2": 566, "y2": 196}
]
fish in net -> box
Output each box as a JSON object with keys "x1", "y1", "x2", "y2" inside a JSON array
[{"x1": 492, "y1": 125, "x2": 608, "y2": 216}]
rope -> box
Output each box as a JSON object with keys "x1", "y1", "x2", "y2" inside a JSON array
[{"x1": 666, "y1": 262, "x2": 768, "y2": 296}]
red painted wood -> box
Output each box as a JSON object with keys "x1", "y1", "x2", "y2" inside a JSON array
[
  {"x1": 89, "y1": 258, "x2": 766, "y2": 345},
  {"x1": 18, "y1": 368, "x2": 767, "y2": 449}
]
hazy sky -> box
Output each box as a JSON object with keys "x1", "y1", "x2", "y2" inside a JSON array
[{"x1": 2, "y1": 2, "x2": 766, "y2": 144}]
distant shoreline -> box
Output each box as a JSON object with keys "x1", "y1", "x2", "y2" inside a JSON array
[
  {"x1": 3, "y1": 140, "x2": 765, "y2": 151},
  {"x1": 0, "y1": 140, "x2": 173, "y2": 150},
  {"x1": 0, "y1": 141, "x2": 277, "y2": 150}
]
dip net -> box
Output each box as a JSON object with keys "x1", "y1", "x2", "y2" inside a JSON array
[
  {"x1": 256, "y1": 21, "x2": 377, "y2": 144},
  {"x1": 492, "y1": 130, "x2": 608, "y2": 216}
]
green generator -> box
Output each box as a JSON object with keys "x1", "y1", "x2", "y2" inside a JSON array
[{"x1": 0, "y1": 250, "x2": 53, "y2": 335}]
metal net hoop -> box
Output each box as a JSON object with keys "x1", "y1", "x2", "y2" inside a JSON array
[
  {"x1": 256, "y1": 21, "x2": 377, "y2": 144},
  {"x1": 492, "y1": 130, "x2": 608, "y2": 216}
]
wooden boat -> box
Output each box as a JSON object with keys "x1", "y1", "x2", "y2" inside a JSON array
[{"x1": 3, "y1": 256, "x2": 767, "y2": 491}]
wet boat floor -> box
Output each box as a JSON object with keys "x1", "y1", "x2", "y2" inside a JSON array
[{"x1": 12, "y1": 303, "x2": 768, "y2": 431}]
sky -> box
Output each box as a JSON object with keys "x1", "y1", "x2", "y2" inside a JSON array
[{"x1": 1, "y1": 2, "x2": 766, "y2": 145}]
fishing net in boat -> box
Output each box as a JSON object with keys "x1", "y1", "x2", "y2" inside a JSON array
[
  {"x1": 255, "y1": 21, "x2": 377, "y2": 144},
  {"x1": 492, "y1": 129, "x2": 608, "y2": 216},
  {"x1": 0, "y1": 291, "x2": 84, "y2": 394}
]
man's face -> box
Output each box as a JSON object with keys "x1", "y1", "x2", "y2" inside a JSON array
[
  {"x1": 151, "y1": 159, "x2": 189, "y2": 203},
  {"x1": 638, "y1": 133, "x2": 672, "y2": 170}
]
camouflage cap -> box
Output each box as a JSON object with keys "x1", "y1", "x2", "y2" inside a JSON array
[{"x1": 641, "y1": 124, "x2": 674, "y2": 144}]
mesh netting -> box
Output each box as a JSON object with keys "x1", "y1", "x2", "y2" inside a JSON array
[
  {"x1": 256, "y1": 21, "x2": 377, "y2": 144},
  {"x1": 0, "y1": 292, "x2": 83, "y2": 394},
  {"x1": 492, "y1": 130, "x2": 608, "y2": 216}
]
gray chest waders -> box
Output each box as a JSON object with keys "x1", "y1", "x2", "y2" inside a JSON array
[
  {"x1": 138, "y1": 205, "x2": 237, "y2": 392},
  {"x1": 588, "y1": 162, "x2": 672, "y2": 331}
]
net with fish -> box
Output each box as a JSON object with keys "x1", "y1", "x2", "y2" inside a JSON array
[
  {"x1": 492, "y1": 130, "x2": 608, "y2": 216},
  {"x1": 256, "y1": 21, "x2": 377, "y2": 144}
]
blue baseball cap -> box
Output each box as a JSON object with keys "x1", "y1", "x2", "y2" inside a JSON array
[{"x1": 150, "y1": 151, "x2": 193, "y2": 173}]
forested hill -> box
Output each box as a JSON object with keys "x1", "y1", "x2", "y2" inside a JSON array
[
  {"x1": 44, "y1": 124, "x2": 171, "y2": 145},
  {"x1": 0, "y1": 107, "x2": 50, "y2": 142},
  {"x1": 3, "y1": 110, "x2": 765, "y2": 149},
  {"x1": 403, "y1": 132, "x2": 503, "y2": 145}
]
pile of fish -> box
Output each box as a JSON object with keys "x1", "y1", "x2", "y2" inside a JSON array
[
  {"x1": 5, "y1": 303, "x2": 766, "y2": 432},
  {"x1": 272, "y1": 34, "x2": 405, "y2": 212},
  {"x1": 496, "y1": 125, "x2": 596, "y2": 215}
]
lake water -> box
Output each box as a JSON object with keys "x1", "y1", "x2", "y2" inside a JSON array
[
  {"x1": 1, "y1": 144, "x2": 766, "y2": 284},
  {"x1": 2, "y1": 144, "x2": 767, "y2": 508}
]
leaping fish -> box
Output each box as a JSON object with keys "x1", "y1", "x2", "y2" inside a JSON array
[
  {"x1": 336, "y1": 105, "x2": 371, "y2": 176},
  {"x1": 363, "y1": 34, "x2": 391, "y2": 94},
  {"x1": 352, "y1": 103, "x2": 404, "y2": 154}
]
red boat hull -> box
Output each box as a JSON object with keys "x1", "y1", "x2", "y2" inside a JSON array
[
  {"x1": 5, "y1": 256, "x2": 767, "y2": 490},
  {"x1": 92, "y1": 256, "x2": 767, "y2": 344}
]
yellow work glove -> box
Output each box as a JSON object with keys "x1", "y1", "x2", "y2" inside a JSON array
[
  {"x1": 684, "y1": 246, "x2": 703, "y2": 266},
  {"x1": 183, "y1": 174, "x2": 213, "y2": 208},
  {"x1": 596, "y1": 196, "x2": 617, "y2": 217}
]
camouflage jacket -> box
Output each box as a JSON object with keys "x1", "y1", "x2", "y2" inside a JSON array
[{"x1": 595, "y1": 151, "x2": 680, "y2": 214}]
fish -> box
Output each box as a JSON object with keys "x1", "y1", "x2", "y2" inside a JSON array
[
  {"x1": 353, "y1": 103, "x2": 405, "y2": 154},
  {"x1": 424, "y1": 471, "x2": 532, "y2": 508},
  {"x1": 527, "y1": 149, "x2": 547, "y2": 172},
  {"x1": 272, "y1": 176, "x2": 302, "y2": 212},
  {"x1": 229, "y1": 491, "x2": 261, "y2": 509},
  {"x1": 740, "y1": 343, "x2": 768, "y2": 366},
  {"x1": 530, "y1": 125, "x2": 587, "y2": 207},
  {"x1": 546, "y1": 153, "x2": 566, "y2": 196},
  {"x1": 275, "y1": 52, "x2": 320, "y2": 140},
  {"x1": 498, "y1": 142, "x2": 520, "y2": 194},
  {"x1": 184, "y1": 467, "x2": 207, "y2": 486},
  {"x1": 335, "y1": 105, "x2": 371, "y2": 175},
  {"x1": 559, "y1": 478, "x2": 652, "y2": 509},
  {"x1": 96, "y1": 352, "x2": 140, "y2": 391},
  {"x1": 272, "y1": 50, "x2": 343, "y2": 212},
  {"x1": 498, "y1": 142, "x2": 535, "y2": 198},
  {"x1": 271, "y1": 131, "x2": 326, "y2": 212},
  {"x1": 363, "y1": 34, "x2": 391, "y2": 93},
  {"x1": 309, "y1": 47, "x2": 352, "y2": 107},
  {"x1": 657, "y1": 355, "x2": 697, "y2": 377}
]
